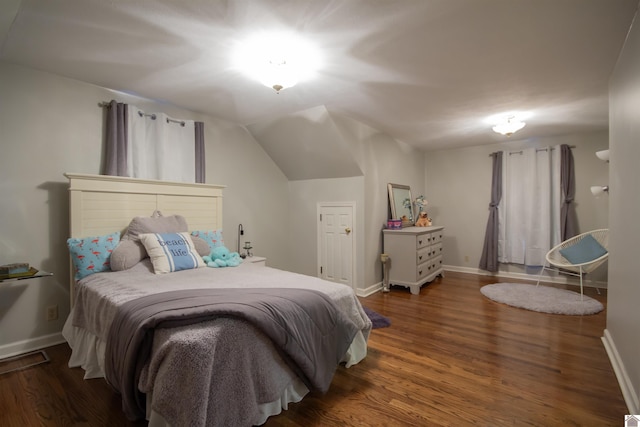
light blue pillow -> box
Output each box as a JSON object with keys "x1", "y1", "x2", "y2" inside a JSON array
[
  {"x1": 140, "y1": 232, "x2": 205, "y2": 274},
  {"x1": 191, "y1": 230, "x2": 224, "y2": 250},
  {"x1": 559, "y1": 234, "x2": 607, "y2": 264},
  {"x1": 67, "y1": 231, "x2": 120, "y2": 280}
]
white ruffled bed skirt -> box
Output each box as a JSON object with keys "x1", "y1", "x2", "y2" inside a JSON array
[{"x1": 62, "y1": 311, "x2": 367, "y2": 426}]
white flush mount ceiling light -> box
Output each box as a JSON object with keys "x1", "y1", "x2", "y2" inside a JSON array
[
  {"x1": 492, "y1": 115, "x2": 526, "y2": 136},
  {"x1": 485, "y1": 112, "x2": 530, "y2": 137},
  {"x1": 234, "y1": 32, "x2": 321, "y2": 94}
]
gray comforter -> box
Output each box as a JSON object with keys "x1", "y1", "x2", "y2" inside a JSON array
[{"x1": 104, "y1": 287, "x2": 360, "y2": 421}]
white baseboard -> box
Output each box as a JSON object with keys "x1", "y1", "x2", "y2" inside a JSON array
[
  {"x1": 443, "y1": 265, "x2": 607, "y2": 289},
  {"x1": 602, "y1": 329, "x2": 639, "y2": 414},
  {"x1": 0, "y1": 332, "x2": 65, "y2": 360},
  {"x1": 357, "y1": 281, "x2": 384, "y2": 297},
  {"x1": 359, "y1": 264, "x2": 607, "y2": 298}
]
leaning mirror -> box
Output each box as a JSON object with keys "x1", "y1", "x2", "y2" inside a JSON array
[{"x1": 388, "y1": 183, "x2": 414, "y2": 227}]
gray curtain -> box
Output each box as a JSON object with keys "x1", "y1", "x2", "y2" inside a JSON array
[
  {"x1": 479, "y1": 151, "x2": 503, "y2": 272},
  {"x1": 560, "y1": 144, "x2": 577, "y2": 240},
  {"x1": 102, "y1": 100, "x2": 206, "y2": 182},
  {"x1": 195, "y1": 121, "x2": 205, "y2": 183},
  {"x1": 103, "y1": 100, "x2": 128, "y2": 176}
]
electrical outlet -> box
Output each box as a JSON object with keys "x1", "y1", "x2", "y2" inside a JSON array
[{"x1": 46, "y1": 305, "x2": 58, "y2": 321}]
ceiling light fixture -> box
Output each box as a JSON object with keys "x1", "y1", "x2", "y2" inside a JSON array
[
  {"x1": 258, "y1": 58, "x2": 298, "y2": 93},
  {"x1": 234, "y1": 33, "x2": 321, "y2": 94},
  {"x1": 492, "y1": 116, "x2": 526, "y2": 136}
]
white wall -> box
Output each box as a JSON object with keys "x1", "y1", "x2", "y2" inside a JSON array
[
  {"x1": 0, "y1": 62, "x2": 290, "y2": 357},
  {"x1": 287, "y1": 177, "x2": 365, "y2": 287},
  {"x1": 202, "y1": 120, "x2": 291, "y2": 270},
  {"x1": 330, "y1": 113, "x2": 426, "y2": 293},
  {"x1": 605, "y1": 4, "x2": 640, "y2": 414},
  {"x1": 247, "y1": 105, "x2": 363, "y2": 181},
  {"x1": 425, "y1": 131, "x2": 610, "y2": 282},
  {"x1": 284, "y1": 113, "x2": 426, "y2": 296}
]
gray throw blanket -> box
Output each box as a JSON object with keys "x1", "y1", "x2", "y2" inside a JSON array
[{"x1": 104, "y1": 287, "x2": 360, "y2": 421}]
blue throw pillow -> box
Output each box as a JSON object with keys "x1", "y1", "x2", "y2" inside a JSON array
[
  {"x1": 67, "y1": 231, "x2": 120, "y2": 280},
  {"x1": 191, "y1": 229, "x2": 224, "y2": 250},
  {"x1": 559, "y1": 234, "x2": 607, "y2": 264}
]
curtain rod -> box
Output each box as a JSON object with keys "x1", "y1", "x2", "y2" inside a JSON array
[
  {"x1": 98, "y1": 101, "x2": 185, "y2": 126},
  {"x1": 489, "y1": 145, "x2": 576, "y2": 157}
]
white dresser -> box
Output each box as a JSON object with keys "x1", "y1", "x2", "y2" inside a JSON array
[{"x1": 382, "y1": 226, "x2": 445, "y2": 295}]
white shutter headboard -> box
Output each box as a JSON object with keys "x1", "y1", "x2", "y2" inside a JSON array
[{"x1": 65, "y1": 173, "x2": 225, "y2": 304}]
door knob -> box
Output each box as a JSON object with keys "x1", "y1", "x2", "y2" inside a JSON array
[{"x1": 345, "y1": 227, "x2": 351, "y2": 235}]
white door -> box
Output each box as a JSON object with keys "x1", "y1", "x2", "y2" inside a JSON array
[{"x1": 318, "y1": 203, "x2": 355, "y2": 289}]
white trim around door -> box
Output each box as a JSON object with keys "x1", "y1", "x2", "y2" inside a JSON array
[{"x1": 317, "y1": 202, "x2": 356, "y2": 291}]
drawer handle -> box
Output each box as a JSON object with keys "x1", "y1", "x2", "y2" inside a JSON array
[
  {"x1": 419, "y1": 255, "x2": 423, "y2": 261},
  {"x1": 428, "y1": 237, "x2": 431, "y2": 242},
  {"x1": 418, "y1": 270, "x2": 422, "y2": 275},
  {"x1": 418, "y1": 240, "x2": 422, "y2": 245},
  {"x1": 428, "y1": 266, "x2": 432, "y2": 270}
]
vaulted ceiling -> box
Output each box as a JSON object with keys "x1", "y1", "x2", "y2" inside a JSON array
[{"x1": 1, "y1": 0, "x2": 637, "y2": 151}]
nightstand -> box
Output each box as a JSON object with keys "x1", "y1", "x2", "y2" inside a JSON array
[
  {"x1": 246, "y1": 256, "x2": 266, "y2": 266},
  {"x1": 0, "y1": 268, "x2": 53, "y2": 374},
  {"x1": 0, "y1": 269, "x2": 53, "y2": 283}
]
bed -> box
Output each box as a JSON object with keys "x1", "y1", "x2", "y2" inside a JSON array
[{"x1": 61, "y1": 173, "x2": 371, "y2": 427}]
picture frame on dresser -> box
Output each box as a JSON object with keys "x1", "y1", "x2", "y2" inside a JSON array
[{"x1": 387, "y1": 183, "x2": 415, "y2": 227}]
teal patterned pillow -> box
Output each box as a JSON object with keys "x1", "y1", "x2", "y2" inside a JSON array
[
  {"x1": 67, "y1": 231, "x2": 120, "y2": 280},
  {"x1": 191, "y1": 230, "x2": 224, "y2": 250}
]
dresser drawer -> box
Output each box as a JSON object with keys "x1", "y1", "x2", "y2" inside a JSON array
[
  {"x1": 417, "y1": 247, "x2": 430, "y2": 265},
  {"x1": 431, "y1": 231, "x2": 443, "y2": 245},
  {"x1": 431, "y1": 242, "x2": 443, "y2": 258},
  {"x1": 416, "y1": 234, "x2": 430, "y2": 249},
  {"x1": 416, "y1": 261, "x2": 430, "y2": 281},
  {"x1": 431, "y1": 255, "x2": 443, "y2": 271}
]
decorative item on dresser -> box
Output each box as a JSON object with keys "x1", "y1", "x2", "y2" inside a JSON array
[
  {"x1": 387, "y1": 183, "x2": 415, "y2": 227},
  {"x1": 382, "y1": 226, "x2": 445, "y2": 295}
]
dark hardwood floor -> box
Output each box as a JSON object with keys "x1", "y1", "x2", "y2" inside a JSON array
[{"x1": 0, "y1": 272, "x2": 627, "y2": 426}]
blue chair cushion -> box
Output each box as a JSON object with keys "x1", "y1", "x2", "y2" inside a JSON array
[{"x1": 559, "y1": 234, "x2": 608, "y2": 264}]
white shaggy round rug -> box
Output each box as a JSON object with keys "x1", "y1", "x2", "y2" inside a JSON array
[{"x1": 480, "y1": 283, "x2": 604, "y2": 315}]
